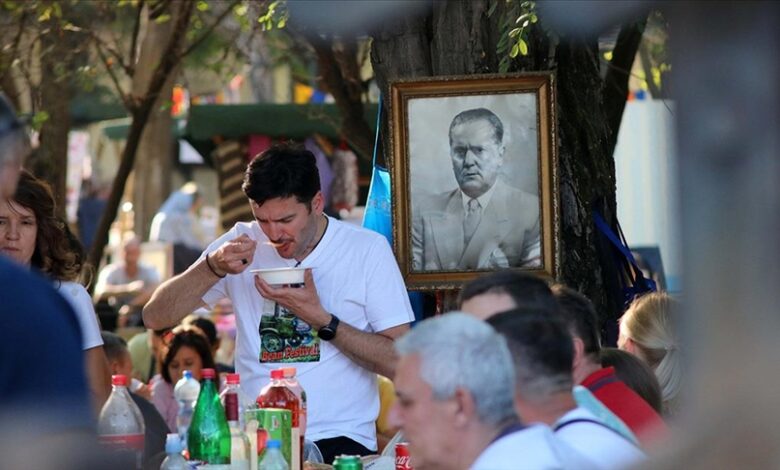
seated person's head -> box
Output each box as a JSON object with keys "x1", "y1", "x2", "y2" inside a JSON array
[
  {"x1": 161, "y1": 330, "x2": 215, "y2": 384},
  {"x1": 183, "y1": 316, "x2": 220, "y2": 357},
  {"x1": 619, "y1": 292, "x2": 681, "y2": 414},
  {"x1": 551, "y1": 284, "x2": 602, "y2": 379},
  {"x1": 488, "y1": 309, "x2": 574, "y2": 424},
  {"x1": 458, "y1": 270, "x2": 558, "y2": 320},
  {"x1": 101, "y1": 331, "x2": 134, "y2": 378},
  {"x1": 391, "y1": 313, "x2": 515, "y2": 470},
  {"x1": 600, "y1": 347, "x2": 663, "y2": 414}
]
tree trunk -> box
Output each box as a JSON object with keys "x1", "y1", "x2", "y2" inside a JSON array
[
  {"x1": 29, "y1": 21, "x2": 74, "y2": 219},
  {"x1": 371, "y1": 1, "x2": 642, "y2": 326},
  {"x1": 130, "y1": 4, "x2": 177, "y2": 240}
]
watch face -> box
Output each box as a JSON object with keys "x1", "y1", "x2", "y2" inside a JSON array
[{"x1": 318, "y1": 327, "x2": 335, "y2": 341}]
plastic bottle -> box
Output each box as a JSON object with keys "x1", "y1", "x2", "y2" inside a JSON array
[
  {"x1": 160, "y1": 433, "x2": 188, "y2": 470},
  {"x1": 220, "y1": 373, "x2": 254, "y2": 429},
  {"x1": 98, "y1": 374, "x2": 146, "y2": 469},
  {"x1": 224, "y1": 375, "x2": 252, "y2": 470},
  {"x1": 187, "y1": 368, "x2": 231, "y2": 464},
  {"x1": 281, "y1": 367, "x2": 307, "y2": 437},
  {"x1": 173, "y1": 370, "x2": 201, "y2": 441},
  {"x1": 259, "y1": 440, "x2": 289, "y2": 470},
  {"x1": 257, "y1": 369, "x2": 301, "y2": 470}
]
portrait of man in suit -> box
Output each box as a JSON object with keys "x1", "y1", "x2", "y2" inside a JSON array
[{"x1": 411, "y1": 107, "x2": 541, "y2": 271}]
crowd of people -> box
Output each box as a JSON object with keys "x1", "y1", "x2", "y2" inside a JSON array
[{"x1": 1, "y1": 91, "x2": 685, "y2": 469}]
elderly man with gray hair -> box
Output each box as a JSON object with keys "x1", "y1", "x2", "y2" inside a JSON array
[{"x1": 390, "y1": 313, "x2": 588, "y2": 470}]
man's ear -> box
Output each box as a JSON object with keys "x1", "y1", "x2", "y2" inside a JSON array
[
  {"x1": 311, "y1": 191, "x2": 325, "y2": 214},
  {"x1": 572, "y1": 337, "x2": 586, "y2": 370},
  {"x1": 452, "y1": 387, "x2": 477, "y2": 428}
]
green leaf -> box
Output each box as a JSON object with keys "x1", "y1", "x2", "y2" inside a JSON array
[
  {"x1": 234, "y1": 3, "x2": 248, "y2": 16},
  {"x1": 522, "y1": 19, "x2": 529, "y2": 27},
  {"x1": 519, "y1": 38, "x2": 528, "y2": 56},
  {"x1": 38, "y1": 6, "x2": 51, "y2": 21},
  {"x1": 196, "y1": 0, "x2": 209, "y2": 11},
  {"x1": 277, "y1": 16, "x2": 286, "y2": 28},
  {"x1": 516, "y1": 12, "x2": 529, "y2": 23},
  {"x1": 530, "y1": 13, "x2": 538, "y2": 23},
  {"x1": 31, "y1": 111, "x2": 49, "y2": 131},
  {"x1": 510, "y1": 43, "x2": 519, "y2": 58},
  {"x1": 155, "y1": 13, "x2": 171, "y2": 24},
  {"x1": 509, "y1": 27, "x2": 521, "y2": 38},
  {"x1": 63, "y1": 22, "x2": 81, "y2": 32}
]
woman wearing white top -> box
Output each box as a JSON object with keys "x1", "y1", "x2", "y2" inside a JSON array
[{"x1": 0, "y1": 170, "x2": 111, "y2": 411}]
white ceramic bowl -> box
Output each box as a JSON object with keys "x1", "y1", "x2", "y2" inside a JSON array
[{"x1": 250, "y1": 267, "x2": 306, "y2": 285}]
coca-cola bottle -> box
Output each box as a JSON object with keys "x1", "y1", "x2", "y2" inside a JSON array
[
  {"x1": 257, "y1": 369, "x2": 301, "y2": 470},
  {"x1": 98, "y1": 374, "x2": 145, "y2": 469}
]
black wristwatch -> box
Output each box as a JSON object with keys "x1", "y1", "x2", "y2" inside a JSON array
[{"x1": 318, "y1": 314, "x2": 340, "y2": 341}]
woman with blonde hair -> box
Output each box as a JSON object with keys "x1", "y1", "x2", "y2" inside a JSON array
[{"x1": 618, "y1": 292, "x2": 682, "y2": 416}]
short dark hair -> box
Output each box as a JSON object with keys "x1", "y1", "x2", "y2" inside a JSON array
[
  {"x1": 601, "y1": 347, "x2": 663, "y2": 413},
  {"x1": 101, "y1": 331, "x2": 129, "y2": 363},
  {"x1": 189, "y1": 317, "x2": 218, "y2": 349},
  {"x1": 242, "y1": 143, "x2": 320, "y2": 207},
  {"x1": 551, "y1": 284, "x2": 602, "y2": 359},
  {"x1": 459, "y1": 270, "x2": 558, "y2": 315},
  {"x1": 488, "y1": 308, "x2": 574, "y2": 401},
  {"x1": 161, "y1": 330, "x2": 215, "y2": 384},
  {"x1": 449, "y1": 108, "x2": 504, "y2": 146}
]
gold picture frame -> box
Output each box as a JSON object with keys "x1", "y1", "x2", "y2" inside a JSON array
[{"x1": 389, "y1": 73, "x2": 559, "y2": 290}]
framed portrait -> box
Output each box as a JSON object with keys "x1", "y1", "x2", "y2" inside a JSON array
[{"x1": 388, "y1": 73, "x2": 559, "y2": 290}]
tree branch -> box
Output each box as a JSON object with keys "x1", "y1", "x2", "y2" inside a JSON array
[
  {"x1": 602, "y1": 18, "x2": 646, "y2": 156},
  {"x1": 128, "y1": 0, "x2": 145, "y2": 75},
  {"x1": 95, "y1": 41, "x2": 132, "y2": 110},
  {"x1": 87, "y1": 0, "x2": 196, "y2": 279},
  {"x1": 0, "y1": 10, "x2": 28, "y2": 86},
  {"x1": 179, "y1": 0, "x2": 242, "y2": 60}
]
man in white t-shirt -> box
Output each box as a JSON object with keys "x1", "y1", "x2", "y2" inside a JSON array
[
  {"x1": 94, "y1": 235, "x2": 160, "y2": 327},
  {"x1": 391, "y1": 313, "x2": 588, "y2": 470},
  {"x1": 143, "y1": 144, "x2": 414, "y2": 463},
  {"x1": 488, "y1": 310, "x2": 646, "y2": 470}
]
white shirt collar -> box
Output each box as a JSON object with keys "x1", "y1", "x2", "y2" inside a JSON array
[{"x1": 461, "y1": 181, "x2": 498, "y2": 213}]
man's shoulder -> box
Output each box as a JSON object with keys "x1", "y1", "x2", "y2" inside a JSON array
[
  {"x1": 496, "y1": 181, "x2": 539, "y2": 207},
  {"x1": 474, "y1": 424, "x2": 586, "y2": 470},
  {"x1": 329, "y1": 217, "x2": 388, "y2": 246},
  {"x1": 415, "y1": 188, "x2": 459, "y2": 214}
]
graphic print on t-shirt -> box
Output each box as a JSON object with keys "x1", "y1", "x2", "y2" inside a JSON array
[{"x1": 259, "y1": 299, "x2": 321, "y2": 363}]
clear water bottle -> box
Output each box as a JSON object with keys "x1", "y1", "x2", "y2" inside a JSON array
[
  {"x1": 160, "y1": 433, "x2": 188, "y2": 470},
  {"x1": 259, "y1": 440, "x2": 289, "y2": 470},
  {"x1": 174, "y1": 370, "x2": 200, "y2": 441},
  {"x1": 99, "y1": 374, "x2": 146, "y2": 469}
]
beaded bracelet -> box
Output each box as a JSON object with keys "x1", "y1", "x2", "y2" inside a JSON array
[{"x1": 205, "y1": 253, "x2": 226, "y2": 278}]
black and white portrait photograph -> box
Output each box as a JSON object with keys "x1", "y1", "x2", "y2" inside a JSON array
[{"x1": 390, "y1": 74, "x2": 558, "y2": 289}]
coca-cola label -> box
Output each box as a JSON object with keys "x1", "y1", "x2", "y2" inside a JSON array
[
  {"x1": 99, "y1": 433, "x2": 145, "y2": 451},
  {"x1": 396, "y1": 442, "x2": 413, "y2": 470}
]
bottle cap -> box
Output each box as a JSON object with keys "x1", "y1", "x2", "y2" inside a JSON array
[
  {"x1": 183, "y1": 370, "x2": 193, "y2": 380},
  {"x1": 111, "y1": 374, "x2": 128, "y2": 386},
  {"x1": 225, "y1": 373, "x2": 240, "y2": 384},
  {"x1": 270, "y1": 369, "x2": 284, "y2": 379},
  {"x1": 201, "y1": 368, "x2": 216, "y2": 379},
  {"x1": 165, "y1": 433, "x2": 183, "y2": 453},
  {"x1": 282, "y1": 367, "x2": 297, "y2": 378},
  {"x1": 266, "y1": 439, "x2": 281, "y2": 449}
]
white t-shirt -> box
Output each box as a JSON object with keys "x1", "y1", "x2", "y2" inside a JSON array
[
  {"x1": 56, "y1": 281, "x2": 103, "y2": 350},
  {"x1": 471, "y1": 424, "x2": 595, "y2": 470},
  {"x1": 201, "y1": 217, "x2": 415, "y2": 450},
  {"x1": 553, "y1": 407, "x2": 646, "y2": 470}
]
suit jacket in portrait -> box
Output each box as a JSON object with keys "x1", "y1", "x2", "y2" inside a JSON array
[{"x1": 411, "y1": 181, "x2": 541, "y2": 271}]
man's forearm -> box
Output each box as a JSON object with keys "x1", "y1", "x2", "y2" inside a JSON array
[
  {"x1": 331, "y1": 322, "x2": 408, "y2": 379},
  {"x1": 142, "y1": 257, "x2": 218, "y2": 329}
]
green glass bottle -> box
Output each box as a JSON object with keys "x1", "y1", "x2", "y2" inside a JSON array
[{"x1": 187, "y1": 368, "x2": 231, "y2": 464}]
